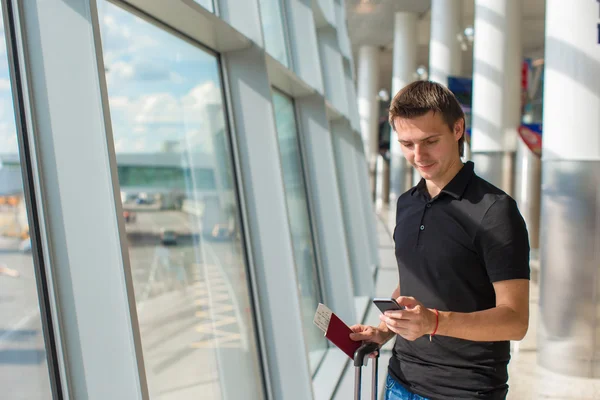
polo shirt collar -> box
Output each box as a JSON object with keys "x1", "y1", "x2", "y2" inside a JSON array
[{"x1": 410, "y1": 161, "x2": 475, "y2": 199}]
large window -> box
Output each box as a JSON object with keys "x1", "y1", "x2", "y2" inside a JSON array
[
  {"x1": 0, "y1": 8, "x2": 53, "y2": 399},
  {"x1": 258, "y1": 0, "x2": 290, "y2": 67},
  {"x1": 99, "y1": 3, "x2": 265, "y2": 398},
  {"x1": 271, "y1": 89, "x2": 327, "y2": 372}
]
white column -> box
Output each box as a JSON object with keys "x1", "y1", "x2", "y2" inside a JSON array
[
  {"x1": 357, "y1": 45, "x2": 379, "y2": 200},
  {"x1": 514, "y1": 138, "x2": 541, "y2": 250},
  {"x1": 388, "y1": 13, "x2": 417, "y2": 205},
  {"x1": 429, "y1": 0, "x2": 463, "y2": 85},
  {"x1": 374, "y1": 154, "x2": 386, "y2": 211},
  {"x1": 470, "y1": 0, "x2": 521, "y2": 193},
  {"x1": 538, "y1": 0, "x2": 600, "y2": 379}
]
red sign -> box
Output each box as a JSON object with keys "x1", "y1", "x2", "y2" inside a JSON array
[{"x1": 518, "y1": 123, "x2": 542, "y2": 158}]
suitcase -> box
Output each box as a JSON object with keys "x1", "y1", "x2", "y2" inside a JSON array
[{"x1": 353, "y1": 342, "x2": 380, "y2": 400}]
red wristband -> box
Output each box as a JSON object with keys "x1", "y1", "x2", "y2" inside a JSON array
[{"x1": 431, "y1": 308, "x2": 439, "y2": 336}]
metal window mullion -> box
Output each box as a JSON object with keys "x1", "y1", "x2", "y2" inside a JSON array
[
  {"x1": 2, "y1": 1, "x2": 66, "y2": 397},
  {"x1": 272, "y1": 87, "x2": 327, "y2": 307},
  {"x1": 276, "y1": 0, "x2": 295, "y2": 72},
  {"x1": 281, "y1": 0, "x2": 324, "y2": 93},
  {"x1": 9, "y1": 0, "x2": 149, "y2": 398},
  {"x1": 295, "y1": 95, "x2": 357, "y2": 323},
  {"x1": 330, "y1": 121, "x2": 374, "y2": 296},
  {"x1": 219, "y1": 55, "x2": 274, "y2": 400},
  {"x1": 222, "y1": 44, "x2": 313, "y2": 400}
]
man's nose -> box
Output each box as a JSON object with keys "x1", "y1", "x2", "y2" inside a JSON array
[{"x1": 414, "y1": 144, "x2": 426, "y2": 161}]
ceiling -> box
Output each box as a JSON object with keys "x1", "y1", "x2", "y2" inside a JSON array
[{"x1": 345, "y1": 0, "x2": 547, "y2": 92}]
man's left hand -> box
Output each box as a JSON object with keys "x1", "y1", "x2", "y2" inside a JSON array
[{"x1": 379, "y1": 296, "x2": 437, "y2": 341}]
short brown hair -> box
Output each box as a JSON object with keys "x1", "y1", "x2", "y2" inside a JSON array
[{"x1": 389, "y1": 81, "x2": 466, "y2": 157}]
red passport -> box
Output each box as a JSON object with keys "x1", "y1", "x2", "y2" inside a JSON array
[
  {"x1": 325, "y1": 313, "x2": 361, "y2": 359},
  {"x1": 314, "y1": 303, "x2": 361, "y2": 360}
]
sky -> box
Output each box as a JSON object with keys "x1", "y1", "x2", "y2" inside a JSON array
[{"x1": 0, "y1": 0, "x2": 225, "y2": 156}]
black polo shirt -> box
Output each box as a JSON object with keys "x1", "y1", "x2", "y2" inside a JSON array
[{"x1": 388, "y1": 161, "x2": 530, "y2": 400}]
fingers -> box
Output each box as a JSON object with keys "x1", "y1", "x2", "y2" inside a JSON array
[
  {"x1": 395, "y1": 296, "x2": 420, "y2": 308},
  {"x1": 384, "y1": 304, "x2": 427, "y2": 320},
  {"x1": 349, "y1": 325, "x2": 373, "y2": 341},
  {"x1": 382, "y1": 319, "x2": 419, "y2": 341},
  {"x1": 380, "y1": 313, "x2": 409, "y2": 328},
  {"x1": 349, "y1": 332, "x2": 370, "y2": 341},
  {"x1": 385, "y1": 324, "x2": 410, "y2": 338},
  {"x1": 382, "y1": 310, "x2": 409, "y2": 319},
  {"x1": 380, "y1": 304, "x2": 430, "y2": 341}
]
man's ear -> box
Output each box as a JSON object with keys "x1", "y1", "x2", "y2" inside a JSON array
[{"x1": 454, "y1": 118, "x2": 465, "y2": 138}]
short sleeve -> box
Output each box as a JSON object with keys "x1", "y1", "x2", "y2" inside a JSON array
[{"x1": 474, "y1": 196, "x2": 530, "y2": 282}]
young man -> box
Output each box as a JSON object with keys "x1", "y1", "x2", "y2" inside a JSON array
[{"x1": 350, "y1": 81, "x2": 530, "y2": 400}]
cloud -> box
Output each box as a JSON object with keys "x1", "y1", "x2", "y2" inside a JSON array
[
  {"x1": 99, "y1": 7, "x2": 159, "y2": 65},
  {"x1": 112, "y1": 125, "x2": 193, "y2": 153},
  {"x1": 0, "y1": 79, "x2": 11, "y2": 92},
  {"x1": 108, "y1": 96, "x2": 129, "y2": 109},
  {"x1": 134, "y1": 139, "x2": 146, "y2": 152},
  {"x1": 107, "y1": 61, "x2": 134, "y2": 81},
  {"x1": 0, "y1": 122, "x2": 17, "y2": 153},
  {"x1": 133, "y1": 92, "x2": 183, "y2": 124},
  {"x1": 113, "y1": 137, "x2": 127, "y2": 153},
  {"x1": 109, "y1": 81, "x2": 224, "y2": 127},
  {"x1": 183, "y1": 81, "x2": 222, "y2": 110},
  {"x1": 134, "y1": 62, "x2": 171, "y2": 81}
]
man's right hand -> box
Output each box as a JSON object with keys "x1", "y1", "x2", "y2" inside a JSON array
[{"x1": 349, "y1": 323, "x2": 394, "y2": 346}]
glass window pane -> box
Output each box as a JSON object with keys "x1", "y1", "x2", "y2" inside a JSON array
[
  {"x1": 193, "y1": 0, "x2": 214, "y2": 13},
  {"x1": 271, "y1": 90, "x2": 327, "y2": 372},
  {"x1": 258, "y1": 0, "x2": 289, "y2": 67},
  {"x1": 0, "y1": 8, "x2": 53, "y2": 400},
  {"x1": 99, "y1": 3, "x2": 265, "y2": 399}
]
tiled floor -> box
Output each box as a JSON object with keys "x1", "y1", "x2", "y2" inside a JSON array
[{"x1": 333, "y1": 207, "x2": 600, "y2": 399}]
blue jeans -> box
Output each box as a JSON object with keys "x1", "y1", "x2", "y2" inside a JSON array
[{"x1": 385, "y1": 375, "x2": 430, "y2": 400}]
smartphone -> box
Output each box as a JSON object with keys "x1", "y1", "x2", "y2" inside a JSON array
[{"x1": 373, "y1": 297, "x2": 404, "y2": 314}]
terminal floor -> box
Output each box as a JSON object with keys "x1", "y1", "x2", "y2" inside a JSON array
[{"x1": 332, "y1": 206, "x2": 600, "y2": 400}]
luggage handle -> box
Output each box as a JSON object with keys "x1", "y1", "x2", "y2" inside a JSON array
[{"x1": 353, "y1": 342, "x2": 379, "y2": 400}]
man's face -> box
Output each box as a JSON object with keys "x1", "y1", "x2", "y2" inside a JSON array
[{"x1": 394, "y1": 111, "x2": 463, "y2": 182}]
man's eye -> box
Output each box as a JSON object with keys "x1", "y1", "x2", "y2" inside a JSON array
[
  {"x1": 402, "y1": 143, "x2": 414, "y2": 149},
  {"x1": 426, "y1": 140, "x2": 438, "y2": 145}
]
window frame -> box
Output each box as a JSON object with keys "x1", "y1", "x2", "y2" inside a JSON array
[{"x1": 2, "y1": 1, "x2": 67, "y2": 397}]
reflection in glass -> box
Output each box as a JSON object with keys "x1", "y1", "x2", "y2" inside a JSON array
[
  {"x1": 271, "y1": 90, "x2": 327, "y2": 372},
  {"x1": 0, "y1": 8, "x2": 53, "y2": 399},
  {"x1": 258, "y1": 0, "x2": 289, "y2": 67},
  {"x1": 194, "y1": 0, "x2": 214, "y2": 13},
  {"x1": 99, "y1": 2, "x2": 265, "y2": 398},
  {"x1": 522, "y1": 65, "x2": 544, "y2": 125}
]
